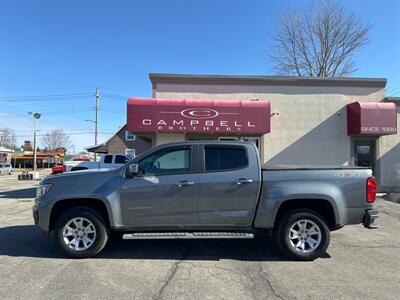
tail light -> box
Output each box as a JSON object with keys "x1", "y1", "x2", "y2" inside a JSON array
[{"x1": 366, "y1": 177, "x2": 376, "y2": 203}]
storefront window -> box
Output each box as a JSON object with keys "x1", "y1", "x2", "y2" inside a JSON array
[
  {"x1": 354, "y1": 140, "x2": 375, "y2": 172},
  {"x1": 218, "y1": 137, "x2": 260, "y2": 148},
  {"x1": 241, "y1": 138, "x2": 259, "y2": 148}
]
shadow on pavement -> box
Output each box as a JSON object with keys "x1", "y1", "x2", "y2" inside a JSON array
[
  {"x1": 0, "y1": 188, "x2": 36, "y2": 199},
  {"x1": 0, "y1": 225, "x2": 311, "y2": 262}
]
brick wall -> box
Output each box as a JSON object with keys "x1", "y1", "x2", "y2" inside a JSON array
[{"x1": 106, "y1": 126, "x2": 152, "y2": 156}]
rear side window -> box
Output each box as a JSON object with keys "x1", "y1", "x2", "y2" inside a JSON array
[
  {"x1": 205, "y1": 147, "x2": 248, "y2": 171},
  {"x1": 104, "y1": 155, "x2": 113, "y2": 164},
  {"x1": 115, "y1": 155, "x2": 129, "y2": 164}
]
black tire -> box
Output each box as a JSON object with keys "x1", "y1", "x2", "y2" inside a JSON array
[
  {"x1": 54, "y1": 206, "x2": 109, "y2": 258},
  {"x1": 9, "y1": 170, "x2": 13, "y2": 175},
  {"x1": 275, "y1": 209, "x2": 330, "y2": 261}
]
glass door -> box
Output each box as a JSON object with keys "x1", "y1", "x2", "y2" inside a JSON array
[
  {"x1": 354, "y1": 140, "x2": 376, "y2": 173},
  {"x1": 218, "y1": 137, "x2": 260, "y2": 149}
]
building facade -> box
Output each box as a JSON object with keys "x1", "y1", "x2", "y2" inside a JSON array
[
  {"x1": 126, "y1": 74, "x2": 399, "y2": 192},
  {"x1": 11, "y1": 151, "x2": 61, "y2": 168},
  {"x1": 86, "y1": 125, "x2": 152, "y2": 157},
  {"x1": 0, "y1": 146, "x2": 13, "y2": 163}
]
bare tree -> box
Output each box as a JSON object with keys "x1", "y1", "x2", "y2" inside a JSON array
[
  {"x1": 0, "y1": 128, "x2": 17, "y2": 149},
  {"x1": 270, "y1": 1, "x2": 371, "y2": 77},
  {"x1": 41, "y1": 130, "x2": 73, "y2": 151}
]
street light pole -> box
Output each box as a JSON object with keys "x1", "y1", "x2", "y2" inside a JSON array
[
  {"x1": 29, "y1": 112, "x2": 41, "y2": 174},
  {"x1": 94, "y1": 87, "x2": 100, "y2": 161},
  {"x1": 33, "y1": 117, "x2": 37, "y2": 172}
]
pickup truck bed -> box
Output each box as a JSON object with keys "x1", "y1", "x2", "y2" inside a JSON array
[{"x1": 257, "y1": 167, "x2": 374, "y2": 231}]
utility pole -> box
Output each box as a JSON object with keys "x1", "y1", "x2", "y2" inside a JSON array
[{"x1": 94, "y1": 87, "x2": 100, "y2": 161}]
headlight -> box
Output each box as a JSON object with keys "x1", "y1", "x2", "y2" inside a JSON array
[{"x1": 37, "y1": 184, "x2": 53, "y2": 198}]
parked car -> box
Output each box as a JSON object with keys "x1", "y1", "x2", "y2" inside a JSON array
[
  {"x1": 63, "y1": 153, "x2": 131, "y2": 172},
  {"x1": 0, "y1": 163, "x2": 13, "y2": 175},
  {"x1": 51, "y1": 164, "x2": 66, "y2": 175},
  {"x1": 33, "y1": 141, "x2": 378, "y2": 260}
]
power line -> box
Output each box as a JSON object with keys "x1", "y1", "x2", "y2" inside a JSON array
[
  {"x1": 1, "y1": 103, "x2": 96, "y2": 112},
  {"x1": 1, "y1": 108, "x2": 96, "y2": 116},
  {"x1": 102, "y1": 93, "x2": 129, "y2": 100},
  {"x1": 0, "y1": 92, "x2": 91, "y2": 99},
  {"x1": 10, "y1": 128, "x2": 117, "y2": 132},
  {"x1": 0, "y1": 96, "x2": 90, "y2": 105},
  {"x1": 387, "y1": 87, "x2": 400, "y2": 96},
  {"x1": 12, "y1": 131, "x2": 115, "y2": 138},
  {"x1": 98, "y1": 109, "x2": 125, "y2": 115}
]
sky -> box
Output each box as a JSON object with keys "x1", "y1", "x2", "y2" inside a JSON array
[{"x1": 1, "y1": 0, "x2": 399, "y2": 152}]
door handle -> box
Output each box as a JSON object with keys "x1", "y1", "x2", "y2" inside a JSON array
[
  {"x1": 177, "y1": 180, "x2": 195, "y2": 187},
  {"x1": 235, "y1": 178, "x2": 254, "y2": 185}
]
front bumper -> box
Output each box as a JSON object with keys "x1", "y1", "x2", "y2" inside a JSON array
[
  {"x1": 32, "y1": 203, "x2": 50, "y2": 240},
  {"x1": 363, "y1": 208, "x2": 379, "y2": 229},
  {"x1": 32, "y1": 205, "x2": 39, "y2": 225}
]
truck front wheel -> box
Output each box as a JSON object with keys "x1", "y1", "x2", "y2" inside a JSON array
[
  {"x1": 275, "y1": 209, "x2": 330, "y2": 261},
  {"x1": 54, "y1": 206, "x2": 109, "y2": 258}
]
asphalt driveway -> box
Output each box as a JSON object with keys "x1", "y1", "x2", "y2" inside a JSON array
[{"x1": 0, "y1": 175, "x2": 399, "y2": 299}]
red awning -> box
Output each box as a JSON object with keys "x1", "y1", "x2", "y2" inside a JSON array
[
  {"x1": 347, "y1": 102, "x2": 397, "y2": 135},
  {"x1": 127, "y1": 98, "x2": 271, "y2": 134}
]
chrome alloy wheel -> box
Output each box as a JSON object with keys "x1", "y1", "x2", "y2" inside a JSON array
[
  {"x1": 288, "y1": 219, "x2": 322, "y2": 253},
  {"x1": 62, "y1": 217, "x2": 96, "y2": 251}
]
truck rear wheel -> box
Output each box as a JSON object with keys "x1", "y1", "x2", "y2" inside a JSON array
[
  {"x1": 275, "y1": 209, "x2": 330, "y2": 261},
  {"x1": 54, "y1": 206, "x2": 109, "y2": 258}
]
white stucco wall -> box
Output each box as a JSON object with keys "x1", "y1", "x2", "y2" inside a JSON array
[
  {"x1": 376, "y1": 108, "x2": 400, "y2": 191},
  {"x1": 149, "y1": 79, "x2": 400, "y2": 192},
  {"x1": 156, "y1": 132, "x2": 185, "y2": 145},
  {"x1": 154, "y1": 83, "x2": 385, "y2": 166}
]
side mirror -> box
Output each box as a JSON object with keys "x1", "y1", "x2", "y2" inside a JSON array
[{"x1": 127, "y1": 163, "x2": 139, "y2": 178}]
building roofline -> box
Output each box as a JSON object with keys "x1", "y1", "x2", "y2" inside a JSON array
[
  {"x1": 384, "y1": 96, "x2": 400, "y2": 102},
  {"x1": 0, "y1": 146, "x2": 14, "y2": 152},
  {"x1": 149, "y1": 73, "x2": 387, "y2": 88},
  {"x1": 85, "y1": 125, "x2": 127, "y2": 151}
]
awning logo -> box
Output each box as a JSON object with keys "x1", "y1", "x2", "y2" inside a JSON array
[{"x1": 180, "y1": 108, "x2": 219, "y2": 119}]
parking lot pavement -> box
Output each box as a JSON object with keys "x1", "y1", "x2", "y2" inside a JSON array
[
  {"x1": 0, "y1": 174, "x2": 39, "y2": 200},
  {"x1": 0, "y1": 177, "x2": 399, "y2": 300}
]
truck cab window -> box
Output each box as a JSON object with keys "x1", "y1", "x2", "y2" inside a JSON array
[
  {"x1": 138, "y1": 148, "x2": 191, "y2": 175},
  {"x1": 104, "y1": 155, "x2": 113, "y2": 164},
  {"x1": 115, "y1": 155, "x2": 129, "y2": 164},
  {"x1": 205, "y1": 147, "x2": 248, "y2": 171}
]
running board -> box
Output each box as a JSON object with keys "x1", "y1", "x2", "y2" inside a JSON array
[{"x1": 122, "y1": 232, "x2": 254, "y2": 240}]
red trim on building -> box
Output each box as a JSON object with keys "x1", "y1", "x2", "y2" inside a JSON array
[
  {"x1": 13, "y1": 152, "x2": 59, "y2": 160},
  {"x1": 127, "y1": 98, "x2": 271, "y2": 134},
  {"x1": 347, "y1": 102, "x2": 397, "y2": 135}
]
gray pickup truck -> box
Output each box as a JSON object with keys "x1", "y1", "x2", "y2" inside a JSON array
[{"x1": 33, "y1": 141, "x2": 378, "y2": 260}]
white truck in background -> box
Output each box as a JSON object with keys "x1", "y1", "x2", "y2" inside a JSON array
[{"x1": 64, "y1": 154, "x2": 131, "y2": 172}]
